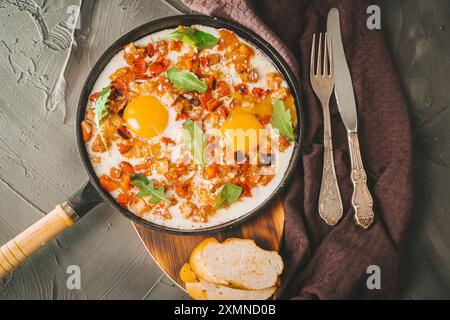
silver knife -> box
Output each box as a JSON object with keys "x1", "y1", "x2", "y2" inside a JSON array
[{"x1": 327, "y1": 8, "x2": 374, "y2": 229}]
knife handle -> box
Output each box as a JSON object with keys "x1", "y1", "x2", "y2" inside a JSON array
[
  {"x1": 347, "y1": 132, "x2": 374, "y2": 229},
  {"x1": 318, "y1": 103, "x2": 343, "y2": 225}
]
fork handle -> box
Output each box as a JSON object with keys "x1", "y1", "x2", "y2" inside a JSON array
[
  {"x1": 318, "y1": 103, "x2": 343, "y2": 225},
  {"x1": 347, "y1": 132, "x2": 374, "y2": 229}
]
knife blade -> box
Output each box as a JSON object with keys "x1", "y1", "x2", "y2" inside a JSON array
[{"x1": 327, "y1": 8, "x2": 358, "y2": 133}]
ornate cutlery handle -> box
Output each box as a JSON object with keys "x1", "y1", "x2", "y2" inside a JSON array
[
  {"x1": 347, "y1": 132, "x2": 374, "y2": 229},
  {"x1": 319, "y1": 104, "x2": 343, "y2": 225}
]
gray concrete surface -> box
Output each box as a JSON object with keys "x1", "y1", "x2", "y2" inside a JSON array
[{"x1": 0, "y1": 0, "x2": 448, "y2": 299}]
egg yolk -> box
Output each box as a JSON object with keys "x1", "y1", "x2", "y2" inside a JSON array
[
  {"x1": 123, "y1": 95, "x2": 168, "y2": 139},
  {"x1": 221, "y1": 112, "x2": 264, "y2": 154}
]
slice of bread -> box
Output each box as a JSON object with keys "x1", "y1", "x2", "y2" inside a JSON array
[
  {"x1": 189, "y1": 238, "x2": 229, "y2": 285},
  {"x1": 186, "y1": 280, "x2": 276, "y2": 300},
  {"x1": 190, "y1": 238, "x2": 283, "y2": 290}
]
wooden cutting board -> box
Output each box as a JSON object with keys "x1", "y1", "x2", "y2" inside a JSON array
[{"x1": 134, "y1": 198, "x2": 284, "y2": 289}]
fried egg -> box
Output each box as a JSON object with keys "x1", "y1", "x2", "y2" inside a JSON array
[{"x1": 123, "y1": 95, "x2": 169, "y2": 139}]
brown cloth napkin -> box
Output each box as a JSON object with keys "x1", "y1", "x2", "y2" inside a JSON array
[{"x1": 183, "y1": 0, "x2": 413, "y2": 299}]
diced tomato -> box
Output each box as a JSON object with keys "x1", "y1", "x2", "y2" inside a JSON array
[
  {"x1": 215, "y1": 81, "x2": 230, "y2": 98},
  {"x1": 233, "y1": 83, "x2": 248, "y2": 95},
  {"x1": 89, "y1": 92, "x2": 99, "y2": 102},
  {"x1": 120, "y1": 174, "x2": 131, "y2": 192},
  {"x1": 205, "y1": 99, "x2": 219, "y2": 112},
  {"x1": 145, "y1": 43, "x2": 155, "y2": 57},
  {"x1": 216, "y1": 105, "x2": 228, "y2": 119},
  {"x1": 120, "y1": 161, "x2": 135, "y2": 175},
  {"x1": 99, "y1": 175, "x2": 120, "y2": 192},
  {"x1": 118, "y1": 143, "x2": 131, "y2": 154},
  {"x1": 252, "y1": 87, "x2": 266, "y2": 98},
  {"x1": 117, "y1": 193, "x2": 131, "y2": 207},
  {"x1": 176, "y1": 113, "x2": 189, "y2": 121},
  {"x1": 240, "y1": 183, "x2": 252, "y2": 197},
  {"x1": 155, "y1": 40, "x2": 168, "y2": 58},
  {"x1": 170, "y1": 40, "x2": 183, "y2": 51},
  {"x1": 258, "y1": 115, "x2": 271, "y2": 125},
  {"x1": 203, "y1": 164, "x2": 220, "y2": 180},
  {"x1": 133, "y1": 59, "x2": 147, "y2": 76},
  {"x1": 175, "y1": 184, "x2": 189, "y2": 198},
  {"x1": 200, "y1": 57, "x2": 208, "y2": 68},
  {"x1": 279, "y1": 136, "x2": 291, "y2": 152},
  {"x1": 199, "y1": 91, "x2": 212, "y2": 107},
  {"x1": 161, "y1": 137, "x2": 175, "y2": 145},
  {"x1": 81, "y1": 121, "x2": 92, "y2": 142},
  {"x1": 148, "y1": 61, "x2": 166, "y2": 75},
  {"x1": 134, "y1": 160, "x2": 152, "y2": 172},
  {"x1": 110, "y1": 167, "x2": 122, "y2": 179},
  {"x1": 207, "y1": 75, "x2": 216, "y2": 90},
  {"x1": 112, "y1": 79, "x2": 128, "y2": 96}
]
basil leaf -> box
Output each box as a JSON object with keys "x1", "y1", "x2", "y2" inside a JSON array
[
  {"x1": 270, "y1": 99, "x2": 295, "y2": 141},
  {"x1": 131, "y1": 174, "x2": 171, "y2": 204},
  {"x1": 93, "y1": 86, "x2": 111, "y2": 150},
  {"x1": 183, "y1": 120, "x2": 205, "y2": 167},
  {"x1": 167, "y1": 67, "x2": 207, "y2": 93},
  {"x1": 192, "y1": 29, "x2": 219, "y2": 49},
  {"x1": 215, "y1": 183, "x2": 243, "y2": 209},
  {"x1": 166, "y1": 27, "x2": 218, "y2": 49}
]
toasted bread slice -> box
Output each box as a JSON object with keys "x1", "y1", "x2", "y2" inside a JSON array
[
  {"x1": 191, "y1": 238, "x2": 283, "y2": 290},
  {"x1": 189, "y1": 238, "x2": 229, "y2": 285},
  {"x1": 186, "y1": 280, "x2": 276, "y2": 300}
]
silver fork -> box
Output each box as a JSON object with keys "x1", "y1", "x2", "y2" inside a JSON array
[{"x1": 310, "y1": 33, "x2": 343, "y2": 226}]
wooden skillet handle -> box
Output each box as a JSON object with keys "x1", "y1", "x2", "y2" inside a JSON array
[{"x1": 0, "y1": 201, "x2": 78, "y2": 278}]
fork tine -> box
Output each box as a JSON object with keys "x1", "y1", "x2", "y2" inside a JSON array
[
  {"x1": 316, "y1": 33, "x2": 322, "y2": 77},
  {"x1": 329, "y1": 34, "x2": 334, "y2": 76},
  {"x1": 323, "y1": 32, "x2": 329, "y2": 76},
  {"x1": 310, "y1": 33, "x2": 316, "y2": 77}
]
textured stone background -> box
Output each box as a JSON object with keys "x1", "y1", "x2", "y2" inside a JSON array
[{"x1": 0, "y1": 0, "x2": 448, "y2": 299}]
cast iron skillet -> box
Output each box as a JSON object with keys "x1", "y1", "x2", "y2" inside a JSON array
[{"x1": 0, "y1": 15, "x2": 302, "y2": 277}]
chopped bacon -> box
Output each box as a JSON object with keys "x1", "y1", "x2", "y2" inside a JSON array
[{"x1": 99, "y1": 175, "x2": 119, "y2": 192}]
